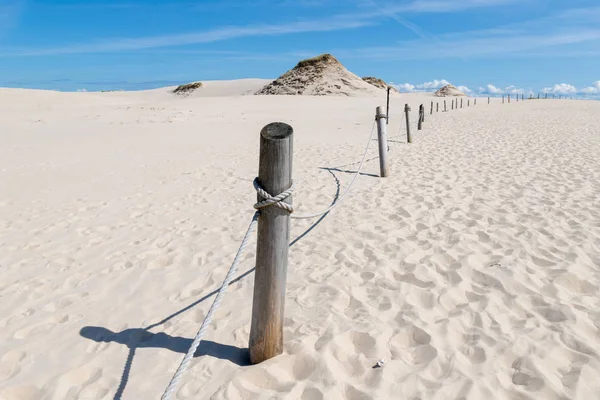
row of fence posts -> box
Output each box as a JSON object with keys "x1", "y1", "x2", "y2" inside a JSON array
[{"x1": 246, "y1": 86, "x2": 574, "y2": 365}]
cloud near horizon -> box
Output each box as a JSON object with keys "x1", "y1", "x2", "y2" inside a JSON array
[{"x1": 394, "y1": 80, "x2": 600, "y2": 98}]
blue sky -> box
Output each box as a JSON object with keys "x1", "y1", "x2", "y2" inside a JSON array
[{"x1": 1, "y1": 0, "x2": 599, "y2": 96}]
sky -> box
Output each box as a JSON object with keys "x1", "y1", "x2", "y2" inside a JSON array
[{"x1": 0, "y1": 0, "x2": 599, "y2": 97}]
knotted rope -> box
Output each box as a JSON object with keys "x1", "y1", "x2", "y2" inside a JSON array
[{"x1": 253, "y1": 178, "x2": 295, "y2": 213}]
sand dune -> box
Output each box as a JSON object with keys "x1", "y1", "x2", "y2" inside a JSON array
[{"x1": 1, "y1": 83, "x2": 600, "y2": 400}]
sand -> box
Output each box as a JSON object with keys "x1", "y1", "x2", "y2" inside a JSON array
[{"x1": 1, "y1": 83, "x2": 600, "y2": 400}]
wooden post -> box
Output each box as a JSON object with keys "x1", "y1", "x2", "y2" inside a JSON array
[
  {"x1": 488, "y1": 97, "x2": 490, "y2": 104},
  {"x1": 250, "y1": 122, "x2": 293, "y2": 365},
  {"x1": 375, "y1": 106, "x2": 389, "y2": 177},
  {"x1": 516, "y1": 94, "x2": 519, "y2": 102},
  {"x1": 420, "y1": 104, "x2": 425, "y2": 123},
  {"x1": 436, "y1": 102, "x2": 439, "y2": 112},
  {"x1": 461, "y1": 98, "x2": 463, "y2": 108},
  {"x1": 474, "y1": 98, "x2": 477, "y2": 106},
  {"x1": 417, "y1": 105, "x2": 423, "y2": 131},
  {"x1": 502, "y1": 95, "x2": 504, "y2": 104},
  {"x1": 405, "y1": 104, "x2": 412, "y2": 143},
  {"x1": 430, "y1": 101, "x2": 433, "y2": 115},
  {"x1": 468, "y1": 99, "x2": 470, "y2": 107},
  {"x1": 386, "y1": 87, "x2": 391, "y2": 125},
  {"x1": 444, "y1": 100, "x2": 447, "y2": 112},
  {"x1": 538, "y1": 94, "x2": 540, "y2": 99},
  {"x1": 522, "y1": 94, "x2": 524, "y2": 101},
  {"x1": 452, "y1": 99, "x2": 454, "y2": 110},
  {"x1": 508, "y1": 94, "x2": 511, "y2": 103}
]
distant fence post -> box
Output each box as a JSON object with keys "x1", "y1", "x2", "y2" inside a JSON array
[
  {"x1": 474, "y1": 98, "x2": 477, "y2": 106},
  {"x1": 517, "y1": 94, "x2": 519, "y2": 102},
  {"x1": 488, "y1": 97, "x2": 490, "y2": 104},
  {"x1": 421, "y1": 103, "x2": 425, "y2": 123},
  {"x1": 508, "y1": 95, "x2": 511, "y2": 103},
  {"x1": 436, "y1": 102, "x2": 439, "y2": 112},
  {"x1": 502, "y1": 95, "x2": 505, "y2": 104},
  {"x1": 418, "y1": 104, "x2": 424, "y2": 131},
  {"x1": 461, "y1": 98, "x2": 463, "y2": 108},
  {"x1": 538, "y1": 94, "x2": 540, "y2": 99},
  {"x1": 375, "y1": 106, "x2": 389, "y2": 177},
  {"x1": 249, "y1": 122, "x2": 293, "y2": 365},
  {"x1": 444, "y1": 100, "x2": 447, "y2": 112},
  {"x1": 405, "y1": 104, "x2": 412, "y2": 143},
  {"x1": 386, "y1": 87, "x2": 391, "y2": 125},
  {"x1": 468, "y1": 99, "x2": 470, "y2": 107},
  {"x1": 430, "y1": 101, "x2": 433, "y2": 115}
]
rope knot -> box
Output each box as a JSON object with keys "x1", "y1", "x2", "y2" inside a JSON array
[{"x1": 253, "y1": 178, "x2": 294, "y2": 213}]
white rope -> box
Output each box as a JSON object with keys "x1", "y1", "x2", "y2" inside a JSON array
[
  {"x1": 291, "y1": 119, "x2": 376, "y2": 220},
  {"x1": 161, "y1": 211, "x2": 259, "y2": 400},
  {"x1": 254, "y1": 179, "x2": 295, "y2": 213}
]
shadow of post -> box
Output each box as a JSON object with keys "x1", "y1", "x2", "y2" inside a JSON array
[{"x1": 80, "y1": 166, "x2": 350, "y2": 399}]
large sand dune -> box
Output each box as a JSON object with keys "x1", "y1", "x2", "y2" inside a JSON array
[{"x1": 1, "y1": 83, "x2": 600, "y2": 399}]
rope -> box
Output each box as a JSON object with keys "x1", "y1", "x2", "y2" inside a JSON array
[
  {"x1": 254, "y1": 179, "x2": 294, "y2": 213},
  {"x1": 291, "y1": 119, "x2": 376, "y2": 220},
  {"x1": 161, "y1": 211, "x2": 259, "y2": 400}
]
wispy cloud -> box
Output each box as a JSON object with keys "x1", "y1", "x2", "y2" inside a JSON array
[
  {"x1": 2, "y1": 16, "x2": 375, "y2": 56},
  {"x1": 1, "y1": 0, "x2": 526, "y2": 56}
]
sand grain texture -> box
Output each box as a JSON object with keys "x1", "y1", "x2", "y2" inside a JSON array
[{"x1": 1, "y1": 84, "x2": 600, "y2": 400}]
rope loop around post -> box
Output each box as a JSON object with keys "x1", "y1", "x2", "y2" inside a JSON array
[
  {"x1": 253, "y1": 178, "x2": 295, "y2": 213},
  {"x1": 375, "y1": 113, "x2": 387, "y2": 121}
]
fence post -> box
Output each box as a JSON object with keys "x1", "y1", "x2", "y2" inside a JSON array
[
  {"x1": 418, "y1": 104, "x2": 423, "y2": 131},
  {"x1": 538, "y1": 94, "x2": 540, "y2": 99},
  {"x1": 517, "y1": 94, "x2": 519, "y2": 102},
  {"x1": 249, "y1": 122, "x2": 293, "y2": 365},
  {"x1": 375, "y1": 106, "x2": 389, "y2": 177},
  {"x1": 488, "y1": 97, "x2": 490, "y2": 104},
  {"x1": 461, "y1": 98, "x2": 463, "y2": 108},
  {"x1": 421, "y1": 104, "x2": 425, "y2": 123},
  {"x1": 502, "y1": 95, "x2": 504, "y2": 104},
  {"x1": 430, "y1": 101, "x2": 433, "y2": 115},
  {"x1": 405, "y1": 104, "x2": 412, "y2": 143},
  {"x1": 386, "y1": 87, "x2": 391, "y2": 125},
  {"x1": 436, "y1": 102, "x2": 439, "y2": 112},
  {"x1": 508, "y1": 95, "x2": 511, "y2": 103},
  {"x1": 468, "y1": 99, "x2": 470, "y2": 107},
  {"x1": 444, "y1": 100, "x2": 447, "y2": 112},
  {"x1": 474, "y1": 98, "x2": 477, "y2": 106}
]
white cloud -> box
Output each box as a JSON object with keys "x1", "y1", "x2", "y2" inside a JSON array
[
  {"x1": 416, "y1": 79, "x2": 450, "y2": 89},
  {"x1": 581, "y1": 80, "x2": 600, "y2": 94},
  {"x1": 396, "y1": 83, "x2": 416, "y2": 92},
  {"x1": 457, "y1": 85, "x2": 472, "y2": 93},
  {"x1": 76, "y1": 88, "x2": 87, "y2": 92},
  {"x1": 542, "y1": 83, "x2": 577, "y2": 94}
]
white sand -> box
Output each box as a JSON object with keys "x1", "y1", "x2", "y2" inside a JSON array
[{"x1": 1, "y1": 83, "x2": 600, "y2": 400}]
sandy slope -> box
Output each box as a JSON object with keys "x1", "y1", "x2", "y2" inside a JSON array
[{"x1": 1, "y1": 84, "x2": 600, "y2": 400}]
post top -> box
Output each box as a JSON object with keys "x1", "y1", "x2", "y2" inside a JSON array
[{"x1": 260, "y1": 122, "x2": 293, "y2": 140}]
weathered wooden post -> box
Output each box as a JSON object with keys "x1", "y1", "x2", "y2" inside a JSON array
[
  {"x1": 461, "y1": 98, "x2": 463, "y2": 108},
  {"x1": 488, "y1": 97, "x2": 490, "y2": 104},
  {"x1": 516, "y1": 94, "x2": 519, "y2": 102},
  {"x1": 375, "y1": 106, "x2": 389, "y2": 177},
  {"x1": 452, "y1": 99, "x2": 454, "y2": 110},
  {"x1": 474, "y1": 98, "x2": 477, "y2": 106},
  {"x1": 522, "y1": 94, "x2": 524, "y2": 101},
  {"x1": 444, "y1": 100, "x2": 447, "y2": 112},
  {"x1": 430, "y1": 101, "x2": 433, "y2": 115},
  {"x1": 508, "y1": 94, "x2": 511, "y2": 103},
  {"x1": 405, "y1": 104, "x2": 412, "y2": 143},
  {"x1": 468, "y1": 99, "x2": 470, "y2": 107},
  {"x1": 418, "y1": 105, "x2": 423, "y2": 131},
  {"x1": 538, "y1": 94, "x2": 540, "y2": 99},
  {"x1": 386, "y1": 87, "x2": 391, "y2": 125},
  {"x1": 250, "y1": 122, "x2": 293, "y2": 365},
  {"x1": 502, "y1": 95, "x2": 504, "y2": 104},
  {"x1": 436, "y1": 102, "x2": 439, "y2": 112},
  {"x1": 420, "y1": 104, "x2": 425, "y2": 123}
]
